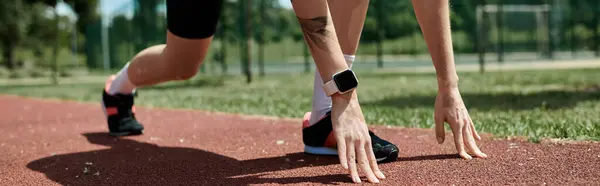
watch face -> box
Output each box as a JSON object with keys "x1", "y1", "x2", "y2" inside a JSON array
[{"x1": 333, "y1": 70, "x2": 358, "y2": 93}]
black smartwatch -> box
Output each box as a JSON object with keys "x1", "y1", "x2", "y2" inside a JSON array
[{"x1": 323, "y1": 69, "x2": 359, "y2": 96}]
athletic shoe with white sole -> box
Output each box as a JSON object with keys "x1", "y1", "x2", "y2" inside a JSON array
[
  {"x1": 302, "y1": 111, "x2": 399, "y2": 163},
  {"x1": 101, "y1": 75, "x2": 144, "y2": 136}
]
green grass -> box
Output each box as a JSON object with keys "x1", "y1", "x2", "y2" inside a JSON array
[{"x1": 1, "y1": 68, "x2": 600, "y2": 142}]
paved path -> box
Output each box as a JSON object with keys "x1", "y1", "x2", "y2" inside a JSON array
[{"x1": 0, "y1": 95, "x2": 599, "y2": 185}]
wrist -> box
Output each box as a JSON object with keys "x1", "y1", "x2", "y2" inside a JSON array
[
  {"x1": 437, "y1": 74, "x2": 459, "y2": 92},
  {"x1": 331, "y1": 89, "x2": 356, "y2": 103}
]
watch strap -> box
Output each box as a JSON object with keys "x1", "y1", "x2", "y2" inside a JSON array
[{"x1": 323, "y1": 80, "x2": 339, "y2": 96}]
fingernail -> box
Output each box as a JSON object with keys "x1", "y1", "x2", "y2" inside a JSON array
[
  {"x1": 437, "y1": 137, "x2": 443, "y2": 144},
  {"x1": 461, "y1": 153, "x2": 472, "y2": 160},
  {"x1": 377, "y1": 172, "x2": 386, "y2": 179}
]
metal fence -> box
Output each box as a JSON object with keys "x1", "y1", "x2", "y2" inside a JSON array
[{"x1": 83, "y1": 0, "x2": 599, "y2": 75}]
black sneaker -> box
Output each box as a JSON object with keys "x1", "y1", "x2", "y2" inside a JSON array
[
  {"x1": 301, "y1": 111, "x2": 399, "y2": 163},
  {"x1": 101, "y1": 76, "x2": 144, "y2": 136}
]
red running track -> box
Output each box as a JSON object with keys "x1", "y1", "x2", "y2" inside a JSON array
[{"x1": 0, "y1": 95, "x2": 599, "y2": 185}]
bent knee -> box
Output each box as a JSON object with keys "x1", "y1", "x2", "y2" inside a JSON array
[
  {"x1": 164, "y1": 62, "x2": 201, "y2": 80},
  {"x1": 163, "y1": 59, "x2": 202, "y2": 80},
  {"x1": 173, "y1": 67, "x2": 199, "y2": 80}
]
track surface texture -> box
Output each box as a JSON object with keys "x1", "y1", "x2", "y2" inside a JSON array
[{"x1": 1, "y1": 95, "x2": 599, "y2": 186}]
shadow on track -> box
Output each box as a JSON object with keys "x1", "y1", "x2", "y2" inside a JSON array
[
  {"x1": 27, "y1": 132, "x2": 345, "y2": 185},
  {"x1": 27, "y1": 132, "x2": 462, "y2": 185}
]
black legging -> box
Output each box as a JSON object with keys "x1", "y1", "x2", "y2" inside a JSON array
[{"x1": 166, "y1": 0, "x2": 223, "y2": 39}]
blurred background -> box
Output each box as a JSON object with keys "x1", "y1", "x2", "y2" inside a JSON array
[
  {"x1": 0, "y1": 0, "x2": 598, "y2": 81},
  {"x1": 1, "y1": 0, "x2": 599, "y2": 141}
]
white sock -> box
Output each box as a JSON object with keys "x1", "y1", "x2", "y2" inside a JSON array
[
  {"x1": 107, "y1": 62, "x2": 136, "y2": 95},
  {"x1": 308, "y1": 54, "x2": 355, "y2": 125}
]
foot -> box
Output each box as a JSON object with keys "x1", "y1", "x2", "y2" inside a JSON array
[
  {"x1": 302, "y1": 112, "x2": 399, "y2": 163},
  {"x1": 102, "y1": 75, "x2": 144, "y2": 136}
]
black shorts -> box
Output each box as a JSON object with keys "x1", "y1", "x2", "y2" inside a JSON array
[{"x1": 166, "y1": 0, "x2": 223, "y2": 39}]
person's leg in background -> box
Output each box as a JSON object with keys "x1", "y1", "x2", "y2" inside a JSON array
[
  {"x1": 102, "y1": 0, "x2": 223, "y2": 136},
  {"x1": 302, "y1": 0, "x2": 400, "y2": 163}
]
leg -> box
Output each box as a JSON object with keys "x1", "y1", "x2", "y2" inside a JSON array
[
  {"x1": 302, "y1": 0, "x2": 399, "y2": 163},
  {"x1": 102, "y1": 0, "x2": 223, "y2": 136}
]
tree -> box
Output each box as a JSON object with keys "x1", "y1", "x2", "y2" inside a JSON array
[
  {"x1": 374, "y1": 0, "x2": 385, "y2": 68},
  {"x1": 450, "y1": 0, "x2": 479, "y2": 53},
  {"x1": 209, "y1": 0, "x2": 242, "y2": 75},
  {"x1": 362, "y1": 0, "x2": 416, "y2": 44},
  {"x1": 0, "y1": 0, "x2": 31, "y2": 69},
  {"x1": 254, "y1": 0, "x2": 265, "y2": 77},
  {"x1": 26, "y1": 0, "x2": 100, "y2": 69},
  {"x1": 239, "y1": 0, "x2": 253, "y2": 83},
  {"x1": 109, "y1": 15, "x2": 134, "y2": 68},
  {"x1": 51, "y1": 5, "x2": 60, "y2": 84},
  {"x1": 27, "y1": 3, "x2": 55, "y2": 61},
  {"x1": 252, "y1": 0, "x2": 280, "y2": 77},
  {"x1": 132, "y1": 0, "x2": 162, "y2": 52}
]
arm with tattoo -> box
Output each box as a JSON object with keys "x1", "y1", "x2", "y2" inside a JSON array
[
  {"x1": 291, "y1": 0, "x2": 385, "y2": 183},
  {"x1": 292, "y1": 0, "x2": 347, "y2": 83}
]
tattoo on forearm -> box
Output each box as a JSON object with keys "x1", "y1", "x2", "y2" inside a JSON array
[{"x1": 297, "y1": 16, "x2": 334, "y2": 52}]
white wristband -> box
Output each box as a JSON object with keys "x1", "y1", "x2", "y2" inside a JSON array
[{"x1": 323, "y1": 80, "x2": 339, "y2": 96}]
